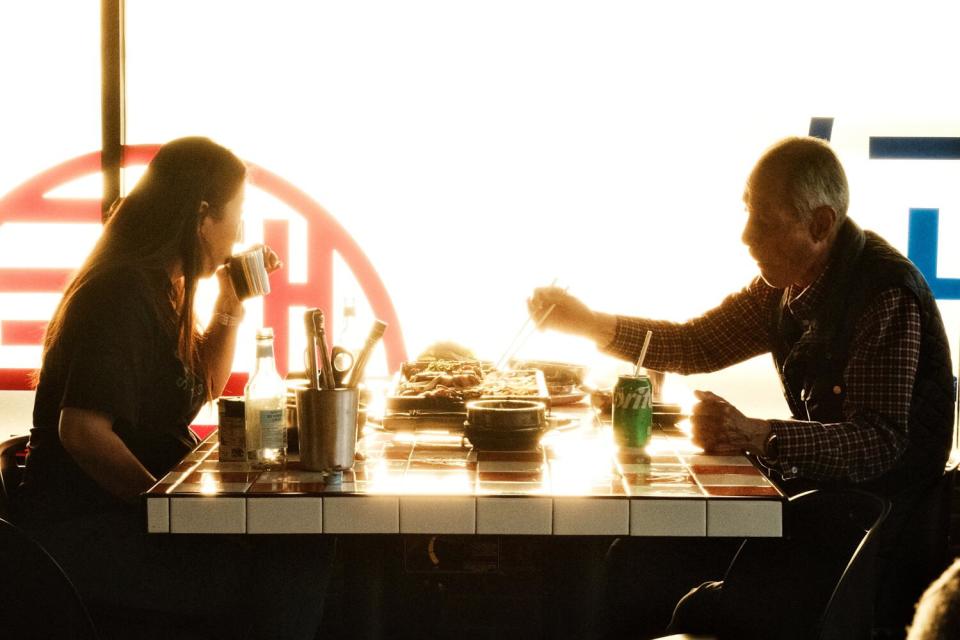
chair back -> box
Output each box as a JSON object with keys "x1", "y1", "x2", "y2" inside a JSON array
[
  {"x1": 714, "y1": 489, "x2": 890, "y2": 640},
  {"x1": 814, "y1": 490, "x2": 891, "y2": 640},
  {"x1": 874, "y1": 462, "x2": 958, "y2": 633},
  {"x1": 0, "y1": 435, "x2": 29, "y2": 519},
  {"x1": 0, "y1": 516, "x2": 99, "y2": 639}
]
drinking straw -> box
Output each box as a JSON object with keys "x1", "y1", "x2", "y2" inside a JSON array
[{"x1": 634, "y1": 330, "x2": 653, "y2": 376}]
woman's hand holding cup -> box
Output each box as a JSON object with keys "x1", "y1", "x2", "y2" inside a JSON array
[{"x1": 216, "y1": 245, "x2": 283, "y2": 318}]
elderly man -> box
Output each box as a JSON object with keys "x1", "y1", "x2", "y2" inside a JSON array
[{"x1": 531, "y1": 136, "x2": 954, "y2": 637}]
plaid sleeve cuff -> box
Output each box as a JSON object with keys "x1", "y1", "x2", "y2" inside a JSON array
[{"x1": 763, "y1": 419, "x2": 818, "y2": 480}]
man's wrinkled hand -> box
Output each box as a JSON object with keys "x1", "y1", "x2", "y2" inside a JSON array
[
  {"x1": 690, "y1": 390, "x2": 771, "y2": 455},
  {"x1": 526, "y1": 286, "x2": 599, "y2": 336}
]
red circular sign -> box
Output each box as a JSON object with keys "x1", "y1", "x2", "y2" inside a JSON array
[{"x1": 0, "y1": 145, "x2": 408, "y2": 392}]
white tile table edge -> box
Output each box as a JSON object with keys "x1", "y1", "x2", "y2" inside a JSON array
[
  {"x1": 706, "y1": 499, "x2": 783, "y2": 537},
  {"x1": 476, "y1": 496, "x2": 553, "y2": 535},
  {"x1": 169, "y1": 496, "x2": 246, "y2": 534},
  {"x1": 147, "y1": 494, "x2": 784, "y2": 537},
  {"x1": 629, "y1": 498, "x2": 707, "y2": 537}
]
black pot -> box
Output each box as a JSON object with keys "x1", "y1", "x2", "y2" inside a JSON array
[
  {"x1": 465, "y1": 399, "x2": 546, "y2": 430},
  {"x1": 463, "y1": 424, "x2": 545, "y2": 451},
  {"x1": 464, "y1": 399, "x2": 547, "y2": 451}
]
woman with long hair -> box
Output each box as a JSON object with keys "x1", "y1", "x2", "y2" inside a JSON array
[{"x1": 14, "y1": 137, "x2": 333, "y2": 639}]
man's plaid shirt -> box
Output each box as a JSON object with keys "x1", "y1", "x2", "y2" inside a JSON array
[{"x1": 604, "y1": 270, "x2": 921, "y2": 484}]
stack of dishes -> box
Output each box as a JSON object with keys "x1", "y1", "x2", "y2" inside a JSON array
[
  {"x1": 651, "y1": 402, "x2": 685, "y2": 428},
  {"x1": 590, "y1": 390, "x2": 687, "y2": 430}
]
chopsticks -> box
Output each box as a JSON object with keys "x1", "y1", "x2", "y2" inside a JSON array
[{"x1": 496, "y1": 281, "x2": 560, "y2": 370}]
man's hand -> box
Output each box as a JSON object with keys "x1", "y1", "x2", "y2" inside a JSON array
[
  {"x1": 690, "y1": 390, "x2": 771, "y2": 455},
  {"x1": 527, "y1": 287, "x2": 616, "y2": 345}
]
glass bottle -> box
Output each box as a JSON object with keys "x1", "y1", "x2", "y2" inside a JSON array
[
  {"x1": 245, "y1": 327, "x2": 287, "y2": 468},
  {"x1": 338, "y1": 295, "x2": 357, "y2": 347}
]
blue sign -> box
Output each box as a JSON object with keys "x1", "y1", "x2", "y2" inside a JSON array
[{"x1": 811, "y1": 118, "x2": 960, "y2": 300}]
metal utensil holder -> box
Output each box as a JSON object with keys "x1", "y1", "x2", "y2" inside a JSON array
[{"x1": 295, "y1": 387, "x2": 359, "y2": 476}]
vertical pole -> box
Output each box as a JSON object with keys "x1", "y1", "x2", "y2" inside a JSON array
[{"x1": 101, "y1": 0, "x2": 125, "y2": 222}]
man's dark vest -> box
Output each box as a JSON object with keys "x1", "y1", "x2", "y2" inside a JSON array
[{"x1": 770, "y1": 218, "x2": 954, "y2": 497}]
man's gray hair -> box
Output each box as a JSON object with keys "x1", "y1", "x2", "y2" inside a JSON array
[{"x1": 748, "y1": 136, "x2": 849, "y2": 222}]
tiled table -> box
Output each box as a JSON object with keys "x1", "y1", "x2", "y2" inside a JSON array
[{"x1": 145, "y1": 405, "x2": 784, "y2": 537}]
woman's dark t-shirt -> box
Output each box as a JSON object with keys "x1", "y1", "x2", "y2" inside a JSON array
[{"x1": 19, "y1": 268, "x2": 205, "y2": 522}]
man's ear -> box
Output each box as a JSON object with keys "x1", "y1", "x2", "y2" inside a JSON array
[{"x1": 808, "y1": 206, "x2": 837, "y2": 243}]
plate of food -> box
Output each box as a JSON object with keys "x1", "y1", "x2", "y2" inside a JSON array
[
  {"x1": 382, "y1": 359, "x2": 549, "y2": 431},
  {"x1": 508, "y1": 359, "x2": 588, "y2": 405},
  {"x1": 386, "y1": 359, "x2": 490, "y2": 412}
]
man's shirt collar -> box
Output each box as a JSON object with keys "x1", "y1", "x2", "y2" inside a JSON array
[{"x1": 786, "y1": 261, "x2": 833, "y2": 324}]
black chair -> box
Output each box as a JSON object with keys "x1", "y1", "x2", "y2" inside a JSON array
[
  {"x1": 0, "y1": 436, "x2": 101, "y2": 638},
  {"x1": 0, "y1": 516, "x2": 100, "y2": 639},
  {"x1": 874, "y1": 461, "x2": 959, "y2": 637},
  {"x1": 664, "y1": 489, "x2": 890, "y2": 640},
  {"x1": 0, "y1": 436, "x2": 208, "y2": 639},
  {"x1": 0, "y1": 434, "x2": 28, "y2": 518}
]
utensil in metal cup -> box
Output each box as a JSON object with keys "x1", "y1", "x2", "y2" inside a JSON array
[
  {"x1": 295, "y1": 387, "x2": 359, "y2": 473},
  {"x1": 227, "y1": 248, "x2": 271, "y2": 299},
  {"x1": 331, "y1": 346, "x2": 354, "y2": 388}
]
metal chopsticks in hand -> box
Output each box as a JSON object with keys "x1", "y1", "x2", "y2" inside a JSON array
[{"x1": 496, "y1": 280, "x2": 560, "y2": 370}]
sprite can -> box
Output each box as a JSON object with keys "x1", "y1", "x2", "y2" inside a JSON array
[{"x1": 612, "y1": 374, "x2": 653, "y2": 449}]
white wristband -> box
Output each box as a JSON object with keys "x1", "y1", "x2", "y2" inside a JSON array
[{"x1": 214, "y1": 312, "x2": 242, "y2": 327}]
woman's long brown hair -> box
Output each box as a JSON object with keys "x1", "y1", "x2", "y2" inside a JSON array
[{"x1": 39, "y1": 137, "x2": 246, "y2": 385}]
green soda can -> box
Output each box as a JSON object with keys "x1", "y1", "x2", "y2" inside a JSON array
[{"x1": 612, "y1": 374, "x2": 653, "y2": 448}]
